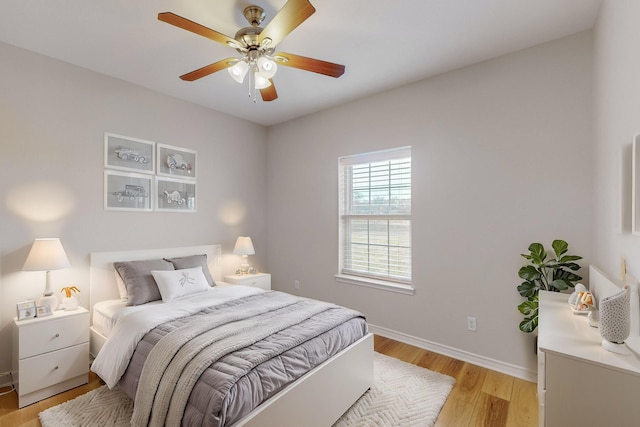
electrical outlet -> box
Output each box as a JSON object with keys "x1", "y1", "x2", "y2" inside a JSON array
[
  {"x1": 467, "y1": 316, "x2": 477, "y2": 332},
  {"x1": 294, "y1": 280, "x2": 300, "y2": 289}
]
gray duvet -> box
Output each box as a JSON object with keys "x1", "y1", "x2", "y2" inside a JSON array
[{"x1": 118, "y1": 291, "x2": 367, "y2": 427}]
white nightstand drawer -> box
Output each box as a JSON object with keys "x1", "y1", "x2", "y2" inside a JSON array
[
  {"x1": 224, "y1": 273, "x2": 271, "y2": 290},
  {"x1": 18, "y1": 342, "x2": 89, "y2": 395},
  {"x1": 19, "y1": 312, "x2": 89, "y2": 358}
]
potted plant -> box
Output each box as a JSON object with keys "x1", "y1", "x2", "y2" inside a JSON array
[
  {"x1": 517, "y1": 239, "x2": 582, "y2": 333},
  {"x1": 60, "y1": 285, "x2": 80, "y2": 311}
]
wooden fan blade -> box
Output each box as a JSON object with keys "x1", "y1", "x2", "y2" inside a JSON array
[
  {"x1": 180, "y1": 58, "x2": 237, "y2": 81},
  {"x1": 274, "y1": 52, "x2": 345, "y2": 78},
  {"x1": 259, "y1": 0, "x2": 316, "y2": 47},
  {"x1": 260, "y1": 80, "x2": 278, "y2": 102},
  {"x1": 158, "y1": 12, "x2": 240, "y2": 48}
]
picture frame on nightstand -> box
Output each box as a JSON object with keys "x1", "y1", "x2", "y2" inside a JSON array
[
  {"x1": 16, "y1": 300, "x2": 36, "y2": 320},
  {"x1": 36, "y1": 305, "x2": 53, "y2": 317}
]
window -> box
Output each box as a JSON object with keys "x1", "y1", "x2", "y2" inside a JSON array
[{"x1": 337, "y1": 147, "x2": 412, "y2": 292}]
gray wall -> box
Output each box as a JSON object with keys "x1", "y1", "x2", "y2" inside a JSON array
[
  {"x1": 0, "y1": 41, "x2": 268, "y2": 372},
  {"x1": 593, "y1": 2, "x2": 640, "y2": 310},
  {"x1": 0, "y1": 27, "x2": 598, "y2": 379},
  {"x1": 266, "y1": 31, "x2": 594, "y2": 376}
]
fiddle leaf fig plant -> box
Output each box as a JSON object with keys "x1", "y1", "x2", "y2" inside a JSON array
[{"x1": 517, "y1": 239, "x2": 582, "y2": 333}]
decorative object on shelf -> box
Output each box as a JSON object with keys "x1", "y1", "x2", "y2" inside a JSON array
[
  {"x1": 600, "y1": 285, "x2": 631, "y2": 354},
  {"x1": 570, "y1": 290, "x2": 594, "y2": 315},
  {"x1": 22, "y1": 238, "x2": 71, "y2": 311},
  {"x1": 233, "y1": 236, "x2": 255, "y2": 274},
  {"x1": 516, "y1": 239, "x2": 583, "y2": 333},
  {"x1": 60, "y1": 286, "x2": 80, "y2": 310},
  {"x1": 568, "y1": 283, "x2": 587, "y2": 306},
  {"x1": 16, "y1": 300, "x2": 37, "y2": 320}
]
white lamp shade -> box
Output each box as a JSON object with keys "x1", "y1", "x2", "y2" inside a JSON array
[
  {"x1": 233, "y1": 236, "x2": 255, "y2": 256},
  {"x1": 254, "y1": 73, "x2": 272, "y2": 90},
  {"x1": 23, "y1": 238, "x2": 70, "y2": 271},
  {"x1": 257, "y1": 56, "x2": 277, "y2": 79},
  {"x1": 228, "y1": 61, "x2": 249, "y2": 83}
]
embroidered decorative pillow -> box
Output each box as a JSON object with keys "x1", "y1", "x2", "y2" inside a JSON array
[
  {"x1": 164, "y1": 254, "x2": 216, "y2": 286},
  {"x1": 151, "y1": 266, "x2": 210, "y2": 302}
]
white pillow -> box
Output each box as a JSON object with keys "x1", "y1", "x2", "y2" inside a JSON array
[
  {"x1": 114, "y1": 270, "x2": 128, "y2": 301},
  {"x1": 151, "y1": 266, "x2": 210, "y2": 302}
]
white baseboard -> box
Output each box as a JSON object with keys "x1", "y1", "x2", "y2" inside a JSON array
[{"x1": 368, "y1": 324, "x2": 537, "y2": 383}]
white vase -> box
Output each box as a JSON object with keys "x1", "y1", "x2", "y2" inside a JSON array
[{"x1": 61, "y1": 296, "x2": 79, "y2": 311}]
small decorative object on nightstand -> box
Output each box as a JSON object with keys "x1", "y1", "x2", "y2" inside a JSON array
[
  {"x1": 22, "y1": 238, "x2": 71, "y2": 312},
  {"x1": 13, "y1": 307, "x2": 89, "y2": 407},
  {"x1": 60, "y1": 286, "x2": 80, "y2": 311},
  {"x1": 224, "y1": 273, "x2": 271, "y2": 290}
]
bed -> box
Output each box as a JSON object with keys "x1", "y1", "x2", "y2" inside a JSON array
[{"x1": 89, "y1": 244, "x2": 373, "y2": 427}]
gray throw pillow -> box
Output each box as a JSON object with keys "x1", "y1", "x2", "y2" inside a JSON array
[
  {"x1": 164, "y1": 254, "x2": 216, "y2": 286},
  {"x1": 114, "y1": 259, "x2": 175, "y2": 306}
]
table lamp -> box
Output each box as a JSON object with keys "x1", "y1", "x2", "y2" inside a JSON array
[
  {"x1": 23, "y1": 238, "x2": 70, "y2": 311},
  {"x1": 233, "y1": 236, "x2": 255, "y2": 274}
]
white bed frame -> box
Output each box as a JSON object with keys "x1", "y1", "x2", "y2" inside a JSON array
[{"x1": 89, "y1": 244, "x2": 374, "y2": 427}]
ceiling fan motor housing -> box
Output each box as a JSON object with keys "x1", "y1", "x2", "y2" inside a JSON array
[
  {"x1": 235, "y1": 26, "x2": 262, "y2": 49},
  {"x1": 243, "y1": 5, "x2": 265, "y2": 26}
]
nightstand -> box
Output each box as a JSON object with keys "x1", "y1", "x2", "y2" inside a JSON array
[
  {"x1": 223, "y1": 273, "x2": 271, "y2": 290},
  {"x1": 13, "y1": 307, "x2": 89, "y2": 408}
]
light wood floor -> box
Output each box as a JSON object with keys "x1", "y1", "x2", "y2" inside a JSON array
[{"x1": 0, "y1": 335, "x2": 538, "y2": 426}]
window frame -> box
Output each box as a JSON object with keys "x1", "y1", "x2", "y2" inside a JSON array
[{"x1": 336, "y1": 146, "x2": 413, "y2": 295}]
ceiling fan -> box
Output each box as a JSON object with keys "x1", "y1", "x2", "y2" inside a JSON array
[{"x1": 158, "y1": 0, "x2": 345, "y2": 102}]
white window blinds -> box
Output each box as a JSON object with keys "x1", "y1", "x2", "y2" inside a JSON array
[{"x1": 339, "y1": 147, "x2": 411, "y2": 284}]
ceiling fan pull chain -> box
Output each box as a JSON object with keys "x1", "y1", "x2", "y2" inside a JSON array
[{"x1": 249, "y1": 68, "x2": 256, "y2": 102}]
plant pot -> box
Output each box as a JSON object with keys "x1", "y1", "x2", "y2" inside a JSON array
[{"x1": 61, "y1": 296, "x2": 79, "y2": 310}]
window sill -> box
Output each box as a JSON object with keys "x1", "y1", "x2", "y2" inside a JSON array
[{"x1": 334, "y1": 274, "x2": 415, "y2": 295}]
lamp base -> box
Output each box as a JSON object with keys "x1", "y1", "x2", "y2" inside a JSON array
[
  {"x1": 236, "y1": 262, "x2": 252, "y2": 275},
  {"x1": 37, "y1": 294, "x2": 59, "y2": 312},
  {"x1": 601, "y1": 339, "x2": 631, "y2": 355}
]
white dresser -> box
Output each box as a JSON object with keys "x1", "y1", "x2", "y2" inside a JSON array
[
  {"x1": 13, "y1": 307, "x2": 89, "y2": 407},
  {"x1": 538, "y1": 290, "x2": 640, "y2": 427},
  {"x1": 223, "y1": 273, "x2": 271, "y2": 290}
]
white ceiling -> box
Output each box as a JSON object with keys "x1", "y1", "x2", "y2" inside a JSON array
[{"x1": 0, "y1": 0, "x2": 602, "y2": 126}]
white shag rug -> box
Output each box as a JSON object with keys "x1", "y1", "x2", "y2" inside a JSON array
[{"x1": 40, "y1": 353, "x2": 455, "y2": 427}]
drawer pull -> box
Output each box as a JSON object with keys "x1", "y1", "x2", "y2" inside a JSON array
[
  {"x1": 54, "y1": 333, "x2": 60, "y2": 338},
  {"x1": 54, "y1": 366, "x2": 59, "y2": 370}
]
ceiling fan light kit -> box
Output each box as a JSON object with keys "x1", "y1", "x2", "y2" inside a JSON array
[{"x1": 158, "y1": 0, "x2": 345, "y2": 102}]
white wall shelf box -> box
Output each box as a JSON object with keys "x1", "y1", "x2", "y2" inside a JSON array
[{"x1": 12, "y1": 307, "x2": 89, "y2": 408}]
